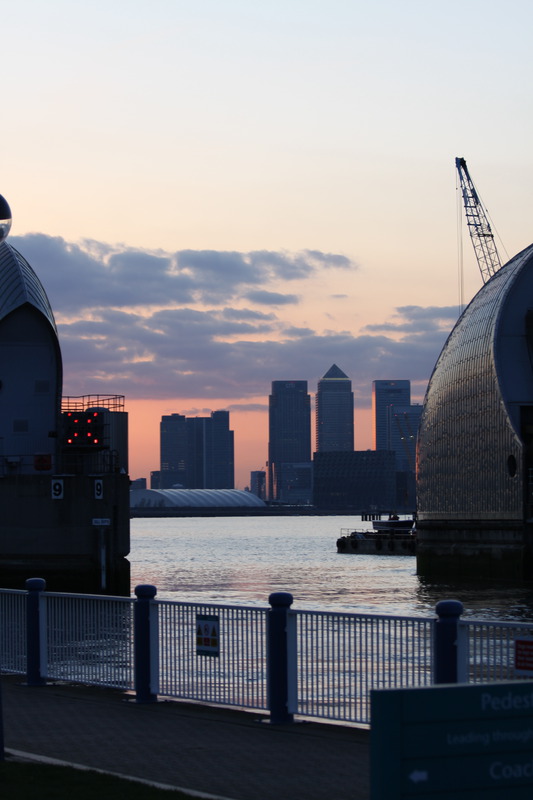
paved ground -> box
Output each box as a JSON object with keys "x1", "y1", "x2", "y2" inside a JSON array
[{"x1": 1, "y1": 675, "x2": 371, "y2": 800}]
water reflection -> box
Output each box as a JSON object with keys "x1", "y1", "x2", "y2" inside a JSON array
[
  {"x1": 416, "y1": 576, "x2": 533, "y2": 621},
  {"x1": 129, "y1": 516, "x2": 533, "y2": 622}
]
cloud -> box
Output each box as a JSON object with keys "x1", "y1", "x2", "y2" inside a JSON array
[
  {"x1": 363, "y1": 305, "x2": 459, "y2": 334},
  {"x1": 11, "y1": 236, "x2": 357, "y2": 315},
  {"x1": 10, "y1": 234, "x2": 451, "y2": 407},
  {"x1": 244, "y1": 290, "x2": 299, "y2": 306}
]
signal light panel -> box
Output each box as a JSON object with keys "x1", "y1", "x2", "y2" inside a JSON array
[{"x1": 63, "y1": 411, "x2": 105, "y2": 447}]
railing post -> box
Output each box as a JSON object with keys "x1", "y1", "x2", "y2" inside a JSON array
[
  {"x1": 267, "y1": 591, "x2": 294, "y2": 724},
  {"x1": 433, "y1": 599, "x2": 464, "y2": 684},
  {"x1": 134, "y1": 584, "x2": 159, "y2": 703},
  {"x1": 26, "y1": 578, "x2": 47, "y2": 687}
]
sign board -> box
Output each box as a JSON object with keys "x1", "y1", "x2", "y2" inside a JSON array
[
  {"x1": 515, "y1": 639, "x2": 533, "y2": 676},
  {"x1": 94, "y1": 478, "x2": 104, "y2": 500},
  {"x1": 51, "y1": 479, "x2": 64, "y2": 499},
  {"x1": 371, "y1": 681, "x2": 533, "y2": 799},
  {"x1": 92, "y1": 518, "x2": 111, "y2": 527},
  {"x1": 196, "y1": 614, "x2": 219, "y2": 657}
]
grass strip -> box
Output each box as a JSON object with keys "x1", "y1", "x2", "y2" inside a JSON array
[{"x1": 0, "y1": 759, "x2": 195, "y2": 799}]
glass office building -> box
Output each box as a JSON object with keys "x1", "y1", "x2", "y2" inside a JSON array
[
  {"x1": 268, "y1": 380, "x2": 311, "y2": 502},
  {"x1": 416, "y1": 243, "x2": 533, "y2": 578},
  {"x1": 315, "y1": 364, "x2": 354, "y2": 452}
]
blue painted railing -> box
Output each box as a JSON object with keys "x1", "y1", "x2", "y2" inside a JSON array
[{"x1": 1, "y1": 580, "x2": 532, "y2": 726}]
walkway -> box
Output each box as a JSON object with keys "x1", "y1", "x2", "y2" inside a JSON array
[{"x1": 1, "y1": 676, "x2": 370, "y2": 800}]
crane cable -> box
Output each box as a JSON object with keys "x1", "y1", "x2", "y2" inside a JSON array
[{"x1": 456, "y1": 171, "x2": 464, "y2": 315}]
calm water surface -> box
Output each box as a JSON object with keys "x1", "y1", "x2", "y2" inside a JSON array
[{"x1": 129, "y1": 516, "x2": 533, "y2": 621}]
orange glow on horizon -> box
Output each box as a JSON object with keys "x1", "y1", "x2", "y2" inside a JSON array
[{"x1": 127, "y1": 398, "x2": 373, "y2": 490}]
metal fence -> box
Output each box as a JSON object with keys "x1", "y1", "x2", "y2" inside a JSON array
[
  {"x1": 2, "y1": 585, "x2": 533, "y2": 727},
  {"x1": 157, "y1": 600, "x2": 268, "y2": 710},
  {"x1": 0, "y1": 589, "x2": 26, "y2": 673},
  {"x1": 459, "y1": 618, "x2": 533, "y2": 684},
  {"x1": 293, "y1": 609, "x2": 434, "y2": 723},
  {"x1": 45, "y1": 592, "x2": 134, "y2": 689}
]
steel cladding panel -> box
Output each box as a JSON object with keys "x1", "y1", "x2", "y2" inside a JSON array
[{"x1": 417, "y1": 245, "x2": 533, "y2": 521}]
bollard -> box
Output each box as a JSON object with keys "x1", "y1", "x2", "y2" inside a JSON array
[
  {"x1": 434, "y1": 599, "x2": 464, "y2": 684},
  {"x1": 134, "y1": 584, "x2": 159, "y2": 703},
  {"x1": 267, "y1": 592, "x2": 294, "y2": 724},
  {"x1": 26, "y1": 578, "x2": 47, "y2": 687}
]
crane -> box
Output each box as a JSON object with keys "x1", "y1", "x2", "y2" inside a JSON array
[{"x1": 455, "y1": 157, "x2": 502, "y2": 284}]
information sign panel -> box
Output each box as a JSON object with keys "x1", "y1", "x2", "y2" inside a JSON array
[
  {"x1": 51, "y1": 479, "x2": 64, "y2": 499},
  {"x1": 196, "y1": 614, "x2": 219, "y2": 657},
  {"x1": 371, "y1": 681, "x2": 533, "y2": 799},
  {"x1": 515, "y1": 639, "x2": 533, "y2": 676}
]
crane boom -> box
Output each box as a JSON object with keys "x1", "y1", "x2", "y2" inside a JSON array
[{"x1": 455, "y1": 157, "x2": 502, "y2": 283}]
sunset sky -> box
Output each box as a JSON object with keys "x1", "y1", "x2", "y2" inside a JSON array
[{"x1": 2, "y1": 1, "x2": 532, "y2": 487}]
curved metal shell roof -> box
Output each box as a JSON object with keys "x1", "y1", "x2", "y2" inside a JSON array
[
  {"x1": 130, "y1": 488, "x2": 266, "y2": 509},
  {"x1": 417, "y1": 243, "x2": 533, "y2": 521},
  {"x1": 0, "y1": 242, "x2": 57, "y2": 331}
]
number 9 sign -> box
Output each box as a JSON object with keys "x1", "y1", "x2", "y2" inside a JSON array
[{"x1": 51, "y1": 479, "x2": 64, "y2": 499}]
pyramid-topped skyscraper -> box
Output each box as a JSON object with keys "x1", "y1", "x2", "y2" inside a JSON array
[{"x1": 315, "y1": 364, "x2": 354, "y2": 452}]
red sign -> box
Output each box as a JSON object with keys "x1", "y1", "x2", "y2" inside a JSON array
[{"x1": 515, "y1": 638, "x2": 533, "y2": 675}]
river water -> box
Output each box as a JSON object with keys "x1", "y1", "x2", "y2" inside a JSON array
[{"x1": 129, "y1": 516, "x2": 533, "y2": 622}]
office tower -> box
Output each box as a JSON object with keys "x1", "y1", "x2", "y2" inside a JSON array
[
  {"x1": 268, "y1": 380, "x2": 311, "y2": 503},
  {"x1": 315, "y1": 364, "x2": 354, "y2": 452},
  {"x1": 160, "y1": 413, "x2": 188, "y2": 488},
  {"x1": 389, "y1": 404, "x2": 423, "y2": 472},
  {"x1": 209, "y1": 410, "x2": 234, "y2": 489},
  {"x1": 160, "y1": 411, "x2": 234, "y2": 489},
  {"x1": 249, "y1": 470, "x2": 266, "y2": 499},
  {"x1": 313, "y1": 450, "x2": 396, "y2": 511},
  {"x1": 372, "y1": 380, "x2": 411, "y2": 451}
]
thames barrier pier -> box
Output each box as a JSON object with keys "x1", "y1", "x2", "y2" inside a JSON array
[
  {"x1": 0, "y1": 196, "x2": 130, "y2": 593},
  {"x1": 416, "y1": 243, "x2": 533, "y2": 580}
]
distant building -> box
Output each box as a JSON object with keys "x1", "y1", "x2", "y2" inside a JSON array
[
  {"x1": 315, "y1": 364, "x2": 354, "y2": 452},
  {"x1": 372, "y1": 380, "x2": 411, "y2": 452},
  {"x1": 372, "y1": 381, "x2": 421, "y2": 510},
  {"x1": 160, "y1": 413, "x2": 187, "y2": 488},
  {"x1": 249, "y1": 470, "x2": 266, "y2": 500},
  {"x1": 159, "y1": 411, "x2": 234, "y2": 490},
  {"x1": 313, "y1": 450, "x2": 396, "y2": 511},
  {"x1": 389, "y1": 404, "x2": 423, "y2": 472},
  {"x1": 130, "y1": 488, "x2": 266, "y2": 516},
  {"x1": 268, "y1": 381, "x2": 311, "y2": 503},
  {"x1": 130, "y1": 477, "x2": 147, "y2": 490}
]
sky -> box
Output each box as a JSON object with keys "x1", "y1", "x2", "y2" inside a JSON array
[{"x1": 2, "y1": 0, "x2": 532, "y2": 487}]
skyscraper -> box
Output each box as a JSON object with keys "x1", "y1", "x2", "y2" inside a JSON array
[
  {"x1": 389, "y1": 404, "x2": 423, "y2": 472},
  {"x1": 268, "y1": 381, "x2": 311, "y2": 503},
  {"x1": 315, "y1": 364, "x2": 354, "y2": 452},
  {"x1": 372, "y1": 380, "x2": 411, "y2": 452},
  {"x1": 159, "y1": 411, "x2": 234, "y2": 489},
  {"x1": 160, "y1": 413, "x2": 187, "y2": 488}
]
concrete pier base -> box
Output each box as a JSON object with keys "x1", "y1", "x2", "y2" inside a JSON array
[{"x1": 416, "y1": 520, "x2": 533, "y2": 581}]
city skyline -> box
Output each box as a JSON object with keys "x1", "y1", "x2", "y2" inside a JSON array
[{"x1": 1, "y1": 2, "x2": 531, "y2": 487}]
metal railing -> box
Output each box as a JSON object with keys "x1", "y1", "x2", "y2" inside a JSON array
[
  {"x1": 294, "y1": 609, "x2": 433, "y2": 723},
  {"x1": 61, "y1": 395, "x2": 125, "y2": 413},
  {"x1": 459, "y1": 618, "x2": 533, "y2": 684},
  {"x1": 3, "y1": 585, "x2": 533, "y2": 727},
  {"x1": 157, "y1": 600, "x2": 268, "y2": 710},
  {"x1": 45, "y1": 592, "x2": 134, "y2": 689},
  {"x1": 0, "y1": 589, "x2": 26, "y2": 673}
]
